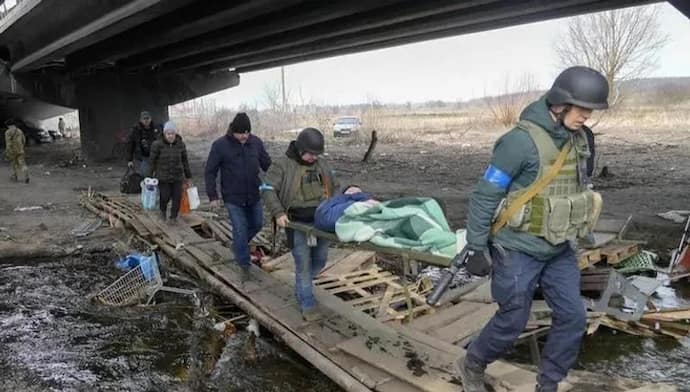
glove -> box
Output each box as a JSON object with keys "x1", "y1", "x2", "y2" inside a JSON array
[{"x1": 466, "y1": 249, "x2": 492, "y2": 276}]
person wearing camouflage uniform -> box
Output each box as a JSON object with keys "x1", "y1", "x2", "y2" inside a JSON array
[
  {"x1": 4, "y1": 119, "x2": 30, "y2": 183},
  {"x1": 458, "y1": 66, "x2": 609, "y2": 392}
]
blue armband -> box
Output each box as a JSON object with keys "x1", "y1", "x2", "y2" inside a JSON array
[{"x1": 483, "y1": 165, "x2": 512, "y2": 190}]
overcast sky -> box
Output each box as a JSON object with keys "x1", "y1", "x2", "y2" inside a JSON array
[{"x1": 203, "y1": 3, "x2": 690, "y2": 109}]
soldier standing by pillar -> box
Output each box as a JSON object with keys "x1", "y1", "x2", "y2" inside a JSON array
[{"x1": 4, "y1": 119, "x2": 30, "y2": 184}]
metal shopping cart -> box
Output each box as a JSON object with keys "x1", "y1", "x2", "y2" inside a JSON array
[{"x1": 96, "y1": 252, "x2": 197, "y2": 306}]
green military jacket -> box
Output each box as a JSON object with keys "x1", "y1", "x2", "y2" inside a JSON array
[
  {"x1": 4, "y1": 127, "x2": 26, "y2": 159},
  {"x1": 466, "y1": 96, "x2": 593, "y2": 260},
  {"x1": 262, "y1": 141, "x2": 339, "y2": 220}
]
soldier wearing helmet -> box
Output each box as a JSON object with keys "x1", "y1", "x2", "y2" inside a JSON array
[
  {"x1": 261, "y1": 127, "x2": 340, "y2": 322},
  {"x1": 458, "y1": 66, "x2": 609, "y2": 392}
]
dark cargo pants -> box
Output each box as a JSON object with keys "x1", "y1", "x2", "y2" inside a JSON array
[{"x1": 465, "y1": 246, "x2": 586, "y2": 388}]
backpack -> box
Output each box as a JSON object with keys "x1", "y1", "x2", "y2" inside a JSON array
[{"x1": 120, "y1": 168, "x2": 142, "y2": 194}]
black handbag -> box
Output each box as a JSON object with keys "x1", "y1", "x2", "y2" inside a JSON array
[{"x1": 120, "y1": 168, "x2": 142, "y2": 194}]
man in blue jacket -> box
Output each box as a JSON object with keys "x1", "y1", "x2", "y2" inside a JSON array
[
  {"x1": 205, "y1": 113, "x2": 271, "y2": 281},
  {"x1": 313, "y1": 186, "x2": 376, "y2": 232}
]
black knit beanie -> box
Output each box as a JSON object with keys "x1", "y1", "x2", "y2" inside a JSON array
[{"x1": 228, "y1": 112, "x2": 251, "y2": 134}]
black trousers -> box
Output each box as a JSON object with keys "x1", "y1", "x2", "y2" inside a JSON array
[{"x1": 159, "y1": 180, "x2": 183, "y2": 219}]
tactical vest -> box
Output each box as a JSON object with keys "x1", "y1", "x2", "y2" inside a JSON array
[
  {"x1": 495, "y1": 120, "x2": 602, "y2": 245},
  {"x1": 294, "y1": 164, "x2": 329, "y2": 208}
]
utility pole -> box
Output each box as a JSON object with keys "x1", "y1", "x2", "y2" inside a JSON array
[{"x1": 280, "y1": 66, "x2": 287, "y2": 113}]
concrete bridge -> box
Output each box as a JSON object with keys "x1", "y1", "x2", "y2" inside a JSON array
[{"x1": 0, "y1": 0, "x2": 687, "y2": 160}]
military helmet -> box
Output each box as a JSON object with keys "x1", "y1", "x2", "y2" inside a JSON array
[
  {"x1": 546, "y1": 66, "x2": 609, "y2": 110},
  {"x1": 296, "y1": 127, "x2": 325, "y2": 155}
]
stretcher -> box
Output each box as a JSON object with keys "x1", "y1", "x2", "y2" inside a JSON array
[{"x1": 284, "y1": 221, "x2": 453, "y2": 269}]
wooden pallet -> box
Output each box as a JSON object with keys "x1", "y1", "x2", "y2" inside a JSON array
[
  {"x1": 600, "y1": 242, "x2": 639, "y2": 265},
  {"x1": 578, "y1": 248, "x2": 602, "y2": 269},
  {"x1": 315, "y1": 267, "x2": 434, "y2": 322}
]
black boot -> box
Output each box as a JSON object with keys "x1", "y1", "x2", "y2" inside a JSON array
[
  {"x1": 456, "y1": 356, "x2": 487, "y2": 392},
  {"x1": 240, "y1": 266, "x2": 251, "y2": 284},
  {"x1": 535, "y1": 384, "x2": 558, "y2": 392}
]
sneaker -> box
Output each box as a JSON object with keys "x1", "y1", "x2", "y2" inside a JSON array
[
  {"x1": 301, "y1": 307, "x2": 322, "y2": 322},
  {"x1": 160, "y1": 212, "x2": 167, "y2": 222},
  {"x1": 456, "y1": 356, "x2": 487, "y2": 392},
  {"x1": 24, "y1": 177, "x2": 30, "y2": 184},
  {"x1": 169, "y1": 217, "x2": 178, "y2": 226}
]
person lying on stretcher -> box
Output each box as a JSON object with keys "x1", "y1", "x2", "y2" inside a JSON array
[
  {"x1": 314, "y1": 186, "x2": 462, "y2": 258},
  {"x1": 313, "y1": 185, "x2": 379, "y2": 232}
]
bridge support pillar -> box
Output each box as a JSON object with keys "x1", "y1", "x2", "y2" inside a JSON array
[
  {"x1": 74, "y1": 69, "x2": 239, "y2": 162},
  {"x1": 75, "y1": 72, "x2": 169, "y2": 162}
]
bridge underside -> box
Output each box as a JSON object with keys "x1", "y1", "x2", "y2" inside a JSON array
[{"x1": 0, "y1": 0, "x2": 686, "y2": 160}]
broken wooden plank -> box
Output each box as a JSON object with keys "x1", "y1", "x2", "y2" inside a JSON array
[
  {"x1": 642, "y1": 309, "x2": 690, "y2": 322},
  {"x1": 376, "y1": 286, "x2": 396, "y2": 319}
]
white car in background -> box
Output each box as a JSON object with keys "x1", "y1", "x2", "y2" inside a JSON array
[{"x1": 333, "y1": 116, "x2": 362, "y2": 137}]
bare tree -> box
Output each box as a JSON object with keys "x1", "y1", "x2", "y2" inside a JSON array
[
  {"x1": 363, "y1": 93, "x2": 384, "y2": 133},
  {"x1": 555, "y1": 5, "x2": 669, "y2": 105},
  {"x1": 262, "y1": 83, "x2": 282, "y2": 112},
  {"x1": 484, "y1": 73, "x2": 539, "y2": 127}
]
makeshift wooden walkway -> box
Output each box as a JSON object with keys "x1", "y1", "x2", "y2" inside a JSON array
[{"x1": 81, "y1": 193, "x2": 676, "y2": 392}]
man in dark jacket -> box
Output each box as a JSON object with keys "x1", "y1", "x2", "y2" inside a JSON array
[
  {"x1": 127, "y1": 111, "x2": 160, "y2": 177},
  {"x1": 458, "y1": 66, "x2": 609, "y2": 392},
  {"x1": 150, "y1": 121, "x2": 192, "y2": 224},
  {"x1": 205, "y1": 113, "x2": 271, "y2": 280}
]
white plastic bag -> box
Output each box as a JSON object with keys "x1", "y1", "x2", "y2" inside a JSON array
[
  {"x1": 141, "y1": 177, "x2": 159, "y2": 210},
  {"x1": 187, "y1": 186, "x2": 200, "y2": 210}
]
